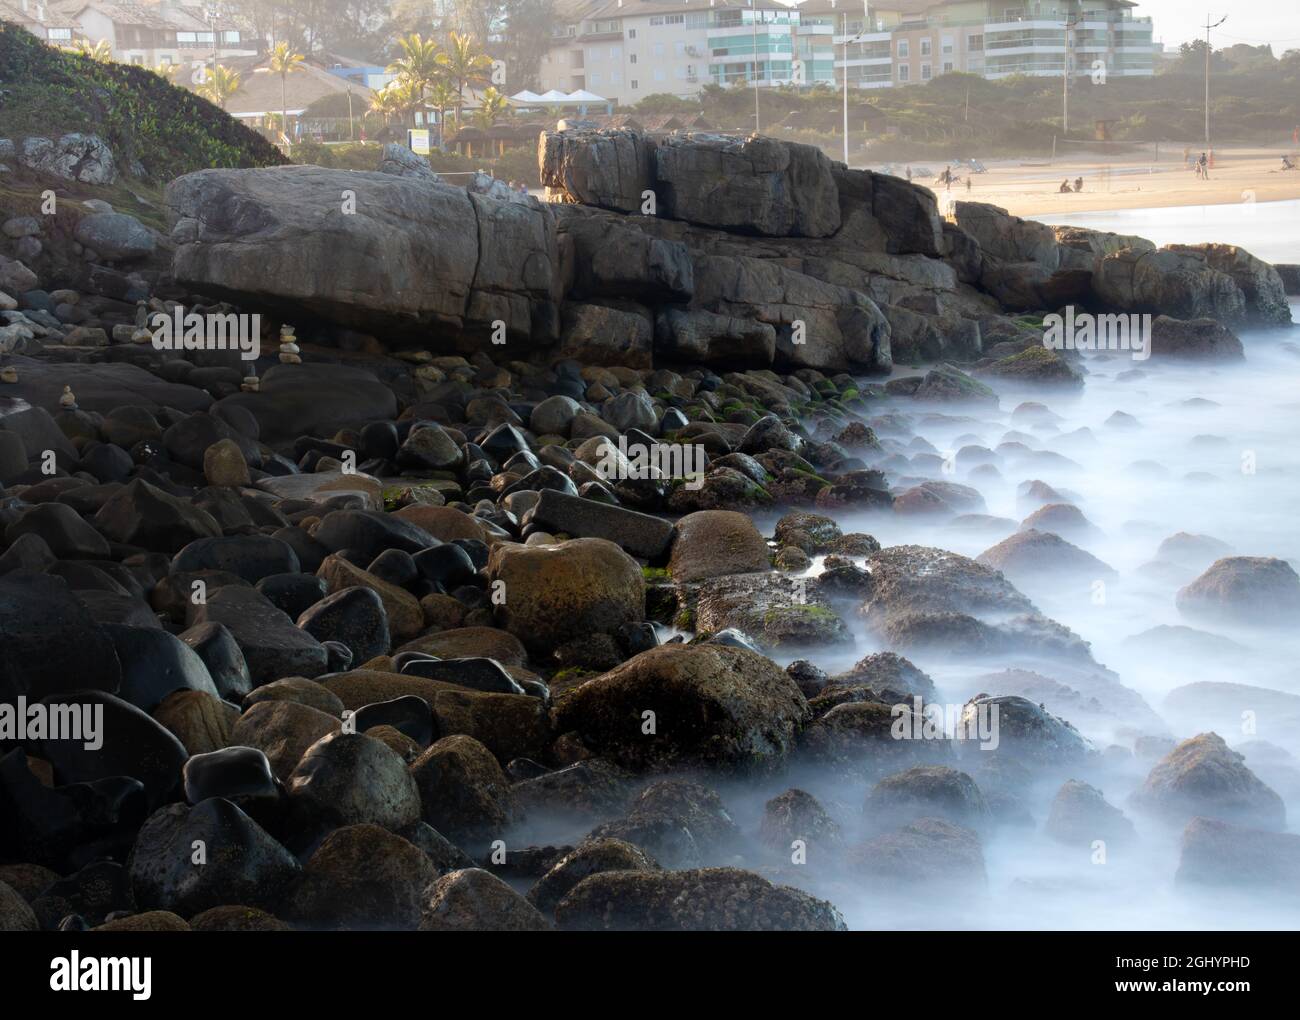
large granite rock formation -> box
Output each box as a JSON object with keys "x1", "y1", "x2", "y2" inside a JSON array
[{"x1": 166, "y1": 165, "x2": 561, "y2": 349}]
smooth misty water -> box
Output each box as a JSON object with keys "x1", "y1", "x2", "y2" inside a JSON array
[
  {"x1": 521, "y1": 207, "x2": 1300, "y2": 930},
  {"x1": 1040, "y1": 198, "x2": 1300, "y2": 266},
  {"x1": 804, "y1": 207, "x2": 1300, "y2": 930}
]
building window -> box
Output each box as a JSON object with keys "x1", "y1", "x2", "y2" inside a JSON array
[
  {"x1": 631, "y1": 78, "x2": 638, "y2": 89},
  {"x1": 942, "y1": 38, "x2": 953, "y2": 54},
  {"x1": 653, "y1": 42, "x2": 664, "y2": 57},
  {"x1": 653, "y1": 67, "x2": 665, "y2": 81},
  {"x1": 897, "y1": 40, "x2": 909, "y2": 57},
  {"x1": 611, "y1": 70, "x2": 621, "y2": 83},
  {"x1": 630, "y1": 53, "x2": 637, "y2": 64},
  {"x1": 897, "y1": 63, "x2": 909, "y2": 81},
  {"x1": 943, "y1": 61, "x2": 954, "y2": 73},
  {"x1": 920, "y1": 39, "x2": 931, "y2": 56},
  {"x1": 589, "y1": 71, "x2": 600, "y2": 85},
  {"x1": 969, "y1": 34, "x2": 983, "y2": 51},
  {"x1": 47, "y1": 27, "x2": 71, "y2": 40},
  {"x1": 610, "y1": 46, "x2": 620, "y2": 59},
  {"x1": 921, "y1": 63, "x2": 931, "y2": 79},
  {"x1": 627, "y1": 28, "x2": 636, "y2": 38}
]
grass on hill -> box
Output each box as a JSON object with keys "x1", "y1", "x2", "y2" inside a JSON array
[{"x1": 0, "y1": 20, "x2": 286, "y2": 184}]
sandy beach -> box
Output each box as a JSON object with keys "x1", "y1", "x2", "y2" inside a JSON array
[{"x1": 887, "y1": 145, "x2": 1300, "y2": 218}]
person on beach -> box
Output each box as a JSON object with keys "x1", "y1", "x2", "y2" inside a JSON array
[
  {"x1": 1059, "y1": 179, "x2": 1071, "y2": 193},
  {"x1": 1198, "y1": 152, "x2": 1209, "y2": 179},
  {"x1": 906, "y1": 166, "x2": 913, "y2": 181},
  {"x1": 1073, "y1": 177, "x2": 1083, "y2": 192},
  {"x1": 966, "y1": 176, "x2": 972, "y2": 192}
]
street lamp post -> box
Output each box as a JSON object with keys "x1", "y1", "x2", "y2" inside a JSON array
[
  {"x1": 1063, "y1": 12, "x2": 1080, "y2": 135},
  {"x1": 1204, "y1": 14, "x2": 1227, "y2": 148},
  {"x1": 842, "y1": 1, "x2": 871, "y2": 166},
  {"x1": 205, "y1": 3, "x2": 218, "y2": 81}
]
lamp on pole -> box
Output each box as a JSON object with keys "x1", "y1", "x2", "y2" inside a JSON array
[
  {"x1": 1204, "y1": 14, "x2": 1227, "y2": 148},
  {"x1": 751, "y1": 3, "x2": 761, "y2": 134},
  {"x1": 1062, "y1": 11, "x2": 1080, "y2": 135},
  {"x1": 842, "y1": 0, "x2": 870, "y2": 166},
  {"x1": 205, "y1": 2, "x2": 218, "y2": 81}
]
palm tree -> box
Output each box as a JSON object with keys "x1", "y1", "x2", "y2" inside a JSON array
[
  {"x1": 197, "y1": 64, "x2": 243, "y2": 110},
  {"x1": 388, "y1": 32, "x2": 442, "y2": 95},
  {"x1": 437, "y1": 31, "x2": 493, "y2": 126},
  {"x1": 368, "y1": 86, "x2": 398, "y2": 127},
  {"x1": 372, "y1": 79, "x2": 423, "y2": 129},
  {"x1": 426, "y1": 80, "x2": 456, "y2": 148},
  {"x1": 268, "y1": 42, "x2": 305, "y2": 145},
  {"x1": 473, "y1": 86, "x2": 509, "y2": 131},
  {"x1": 66, "y1": 38, "x2": 114, "y2": 63}
]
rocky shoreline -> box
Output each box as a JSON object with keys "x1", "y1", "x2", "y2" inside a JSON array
[{"x1": 1, "y1": 129, "x2": 1298, "y2": 932}]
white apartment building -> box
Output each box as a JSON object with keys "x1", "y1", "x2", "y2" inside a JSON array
[
  {"x1": 538, "y1": 0, "x2": 1155, "y2": 105},
  {"x1": 539, "y1": 0, "x2": 837, "y2": 107}
]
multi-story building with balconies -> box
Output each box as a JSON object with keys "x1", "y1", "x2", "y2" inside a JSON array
[
  {"x1": 537, "y1": 0, "x2": 1154, "y2": 105},
  {"x1": 538, "y1": 0, "x2": 837, "y2": 107},
  {"x1": 801, "y1": 0, "x2": 1154, "y2": 89}
]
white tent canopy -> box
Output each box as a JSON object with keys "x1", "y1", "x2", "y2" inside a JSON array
[{"x1": 523, "y1": 89, "x2": 608, "y2": 106}]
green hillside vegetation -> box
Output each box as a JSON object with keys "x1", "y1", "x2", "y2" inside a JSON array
[
  {"x1": 634, "y1": 43, "x2": 1300, "y2": 160},
  {"x1": 0, "y1": 20, "x2": 286, "y2": 184}
]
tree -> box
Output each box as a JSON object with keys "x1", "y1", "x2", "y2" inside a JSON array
[
  {"x1": 269, "y1": 41, "x2": 306, "y2": 144},
  {"x1": 437, "y1": 31, "x2": 494, "y2": 125},
  {"x1": 426, "y1": 80, "x2": 457, "y2": 147},
  {"x1": 369, "y1": 84, "x2": 400, "y2": 126},
  {"x1": 66, "y1": 38, "x2": 114, "y2": 63},
  {"x1": 473, "y1": 86, "x2": 510, "y2": 129},
  {"x1": 387, "y1": 32, "x2": 443, "y2": 104},
  {"x1": 197, "y1": 65, "x2": 243, "y2": 110}
]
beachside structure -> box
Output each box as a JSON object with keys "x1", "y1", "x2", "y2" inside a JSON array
[
  {"x1": 0, "y1": 0, "x2": 82, "y2": 44},
  {"x1": 537, "y1": 0, "x2": 838, "y2": 106},
  {"x1": 42, "y1": 0, "x2": 260, "y2": 66},
  {"x1": 536, "y1": 0, "x2": 1155, "y2": 104},
  {"x1": 803, "y1": 0, "x2": 1156, "y2": 88}
]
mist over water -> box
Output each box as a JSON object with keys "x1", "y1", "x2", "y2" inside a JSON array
[{"x1": 516, "y1": 210, "x2": 1300, "y2": 932}]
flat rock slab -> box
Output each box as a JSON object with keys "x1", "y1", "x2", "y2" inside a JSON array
[
  {"x1": 257, "y1": 471, "x2": 384, "y2": 510},
  {"x1": 215, "y1": 363, "x2": 397, "y2": 444},
  {"x1": 0, "y1": 355, "x2": 212, "y2": 414},
  {"x1": 529, "y1": 488, "x2": 674, "y2": 560}
]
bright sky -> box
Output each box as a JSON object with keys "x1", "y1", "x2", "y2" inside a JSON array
[{"x1": 1135, "y1": 1, "x2": 1300, "y2": 51}]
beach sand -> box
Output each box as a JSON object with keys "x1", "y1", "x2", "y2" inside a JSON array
[{"x1": 895, "y1": 145, "x2": 1300, "y2": 219}]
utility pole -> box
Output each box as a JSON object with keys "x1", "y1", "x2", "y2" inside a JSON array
[
  {"x1": 752, "y1": 3, "x2": 761, "y2": 134},
  {"x1": 841, "y1": 1, "x2": 871, "y2": 166},
  {"x1": 206, "y1": 2, "x2": 218, "y2": 82},
  {"x1": 1062, "y1": 11, "x2": 1080, "y2": 135},
  {"x1": 1204, "y1": 14, "x2": 1227, "y2": 148}
]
